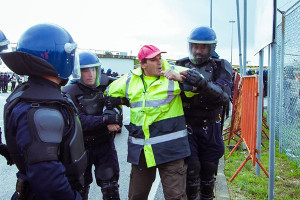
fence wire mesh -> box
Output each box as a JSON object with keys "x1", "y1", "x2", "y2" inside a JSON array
[{"x1": 275, "y1": 3, "x2": 300, "y2": 166}]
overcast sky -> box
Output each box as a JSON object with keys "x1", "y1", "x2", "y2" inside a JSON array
[{"x1": 0, "y1": 0, "x2": 298, "y2": 67}]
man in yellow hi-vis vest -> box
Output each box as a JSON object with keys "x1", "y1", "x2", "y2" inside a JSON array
[{"x1": 106, "y1": 45, "x2": 192, "y2": 200}]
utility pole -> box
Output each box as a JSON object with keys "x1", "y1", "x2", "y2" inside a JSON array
[
  {"x1": 229, "y1": 20, "x2": 236, "y2": 65},
  {"x1": 210, "y1": 0, "x2": 213, "y2": 28}
]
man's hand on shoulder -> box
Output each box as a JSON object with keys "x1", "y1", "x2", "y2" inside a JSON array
[{"x1": 162, "y1": 68, "x2": 185, "y2": 82}]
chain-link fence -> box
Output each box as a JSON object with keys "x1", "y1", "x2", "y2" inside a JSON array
[{"x1": 275, "y1": 3, "x2": 300, "y2": 166}]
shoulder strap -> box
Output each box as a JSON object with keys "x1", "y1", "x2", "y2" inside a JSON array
[{"x1": 176, "y1": 57, "x2": 190, "y2": 67}]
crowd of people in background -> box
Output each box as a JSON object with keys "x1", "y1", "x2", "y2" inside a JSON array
[
  {"x1": 0, "y1": 72, "x2": 27, "y2": 93},
  {"x1": 0, "y1": 68, "x2": 119, "y2": 94}
]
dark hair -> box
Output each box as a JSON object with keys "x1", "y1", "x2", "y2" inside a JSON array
[{"x1": 141, "y1": 58, "x2": 147, "y2": 64}]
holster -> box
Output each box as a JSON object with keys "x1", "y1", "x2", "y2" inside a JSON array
[{"x1": 15, "y1": 177, "x2": 31, "y2": 200}]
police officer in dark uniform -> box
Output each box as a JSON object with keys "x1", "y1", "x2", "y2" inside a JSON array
[
  {"x1": 62, "y1": 51, "x2": 122, "y2": 200},
  {"x1": 0, "y1": 30, "x2": 10, "y2": 93},
  {"x1": 176, "y1": 26, "x2": 232, "y2": 200},
  {"x1": 3, "y1": 72, "x2": 10, "y2": 92},
  {"x1": 0, "y1": 72, "x2": 3, "y2": 92},
  {"x1": 0, "y1": 23, "x2": 87, "y2": 200},
  {"x1": 0, "y1": 29, "x2": 14, "y2": 165}
]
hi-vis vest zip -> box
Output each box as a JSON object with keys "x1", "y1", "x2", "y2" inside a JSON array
[{"x1": 107, "y1": 59, "x2": 192, "y2": 168}]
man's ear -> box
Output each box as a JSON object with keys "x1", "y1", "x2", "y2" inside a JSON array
[{"x1": 141, "y1": 62, "x2": 146, "y2": 70}]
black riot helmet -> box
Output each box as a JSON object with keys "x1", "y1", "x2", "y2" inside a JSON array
[{"x1": 188, "y1": 26, "x2": 217, "y2": 65}]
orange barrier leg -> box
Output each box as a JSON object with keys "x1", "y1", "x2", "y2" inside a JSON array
[
  {"x1": 262, "y1": 118, "x2": 269, "y2": 130},
  {"x1": 255, "y1": 158, "x2": 269, "y2": 178},
  {"x1": 222, "y1": 130, "x2": 230, "y2": 136},
  {"x1": 227, "y1": 139, "x2": 243, "y2": 159},
  {"x1": 229, "y1": 154, "x2": 251, "y2": 182},
  {"x1": 262, "y1": 129, "x2": 269, "y2": 140}
]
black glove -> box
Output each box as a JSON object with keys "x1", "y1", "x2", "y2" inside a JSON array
[
  {"x1": 185, "y1": 70, "x2": 206, "y2": 88},
  {"x1": 103, "y1": 114, "x2": 121, "y2": 125},
  {"x1": 104, "y1": 96, "x2": 122, "y2": 110},
  {"x1": 0, "y1": 144, "x2": 14, "y2": 166}
]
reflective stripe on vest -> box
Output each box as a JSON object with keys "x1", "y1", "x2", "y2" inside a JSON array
[
  {"x1": 128, "y1": 129, "x2": 187, "y2": 145},
  {"x1": 127, "y1": 78, "x2": 176, "y2": 108},
  {"x1": 125, "y1": 72, "x2": 132, "y2": 99}
]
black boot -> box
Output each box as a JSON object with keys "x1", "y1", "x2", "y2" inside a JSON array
[
  {"x1": 200, "y1": 178, "x2": 216, "y2": 200},
  {"x1": 79, "y1": 185, "x2": 90, "y2": 200}
]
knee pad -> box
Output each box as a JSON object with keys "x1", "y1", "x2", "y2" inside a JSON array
[
  {"x1": 95, "y1": 163, "x2": 116, "y2": 182},
  {"x1": 187, "y1": 161, "x2": 201, "y2": 179},
  {"x1": 200, "y1": 161, "x2": 218, "y2": 179},
  {"x1": 186, "y1": 161, "x2": 201, "y2": 200}
]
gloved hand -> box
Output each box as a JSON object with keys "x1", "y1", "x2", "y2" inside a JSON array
[
  {"x1": 103, "y1": 114, "x2": 121, "y2": 125},
  {"x1": 0, "y1": 144, "x2": 14, "y2": 166},
  {"x1": 185, "y1": 69, "x2": 206, "y2": 88},
  {"x1": 104, "y1": 96, "x2": 122, "y2": 110}
]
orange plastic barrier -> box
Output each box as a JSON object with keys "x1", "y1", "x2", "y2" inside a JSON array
[{"x1": 228, "y1": 76, "x2": 269, "y2": 182}]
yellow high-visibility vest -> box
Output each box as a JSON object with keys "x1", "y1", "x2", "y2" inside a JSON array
[{"x1": 107, "y1": 59, "x2": 191, "y2": 167}]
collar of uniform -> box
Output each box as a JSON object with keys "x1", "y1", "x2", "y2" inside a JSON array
[
  {"x1": 78, "y1": 81, "x2": 100, "y2": 92},
  {"x1": 28, "y1": 76, "x2": 61, "y2": 89},
  {"x1": 131, "y1": 67, "x2": 143, "y2": 76}
]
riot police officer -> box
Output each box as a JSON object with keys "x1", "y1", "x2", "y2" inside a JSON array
[
  {"x1": 176, "y1": 27, "x2": 232, "y2": 200},
  {"x1": 0, "y1": 30, "x2": 10, "y2": 92},
  {"x1": 0, "y1": 30, "x2": 14, "y2": 165},
  {"x1": 62, "y1": 51, "x2": 122, "y2": 200},
  {"x1": 0, "y1": 23, "x2": 87, "y2": 200}
]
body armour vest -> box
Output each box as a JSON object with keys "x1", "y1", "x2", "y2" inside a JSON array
[
  {"x1": 4, "y1": 77, "x2": 87, "y2": 190},
  {"x1": 176, "y1": 58, "x2": 230, "y2": 120},
  {"x1": 62, "y1": 82, "x2": 112, "y2": 143}
]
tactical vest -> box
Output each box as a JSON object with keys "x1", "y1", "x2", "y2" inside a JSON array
[
  {"x1": 4, "y1": 77, "x2": 87, "y2": 190},
  {"x1": 177, "y1": 58, "x2": 229, "y2": 121},
  {"x1": 62, "y1": 82, "x2": 112, "y2": 144}
]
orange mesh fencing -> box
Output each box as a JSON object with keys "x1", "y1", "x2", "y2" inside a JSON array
[{"x1": 227, "y1": 75, "x2": 269, "y2": 182}]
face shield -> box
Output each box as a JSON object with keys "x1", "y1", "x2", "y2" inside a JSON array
[
  {"x1": 80, "y1": 64, "x2": 101, "y2": 88},
  {"x1": 70, "y1": 51, "x2": 81, "y2": 79},
  {"x1": 188, "y1": 41, "x2": 216, "y2": 65}
]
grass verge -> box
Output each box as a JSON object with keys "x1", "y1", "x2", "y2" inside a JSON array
[{"x1": 223, "y1": 126, "x2": 300, "y2": 200}]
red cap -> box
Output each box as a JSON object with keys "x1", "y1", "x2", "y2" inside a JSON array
[{"x1": 138, "y1": 45, "x2": 166, "y2": 61}]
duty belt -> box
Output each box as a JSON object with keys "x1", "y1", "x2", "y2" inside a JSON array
[
  {"x1": 186, "y1": 115, "x2": 221, "y2": 126},
  {"x1": 84, "y1": 133, "x2": 113, "y2": 147}
]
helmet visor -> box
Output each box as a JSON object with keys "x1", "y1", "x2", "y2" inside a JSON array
[
  {"x1": 188, "y1": 42, "x2": 212, "y2": 65},
  {"x1": 80, "y1": 66, "x2": 101, "y2": 88},
  {"x1": 70, "y1": 51, "x2": 81, "y2": 80}
]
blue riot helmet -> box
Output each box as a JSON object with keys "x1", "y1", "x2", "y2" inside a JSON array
[
  {"x1": 106, "y1": 68, "x2": 112, "y2": 76},
  {"x1": 79, "y1": 51, "x2": 101, "y2": 87},
  {"x1": 247, "y1": 69, "x2": 253, "y2": 75},
  {"x1": 17, "y1": 23, "x2": 78, "y2": 81},
  {"x1": 188, "y1": 26, "x2": 217, "y2": 65},
  {"x1": 0, "y1": 30, "x2": 10, "y2": 52}
]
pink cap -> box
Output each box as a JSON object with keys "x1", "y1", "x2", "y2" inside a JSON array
[{"x1": 138, "y1": 45, "x2": 167, "y2": 61}]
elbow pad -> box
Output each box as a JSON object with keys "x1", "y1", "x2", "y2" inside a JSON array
[{"x1": 199, "y1": 81, "x2": 229, "y2": 105}]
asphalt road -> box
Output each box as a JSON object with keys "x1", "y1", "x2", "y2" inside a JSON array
[{"x1": 0, "y1": 91, "x2": 164, "y2": 200}]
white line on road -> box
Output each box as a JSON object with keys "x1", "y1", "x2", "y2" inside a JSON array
[{"x1": 148, "y1": 169, "x2": 160, "y2": 200}]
